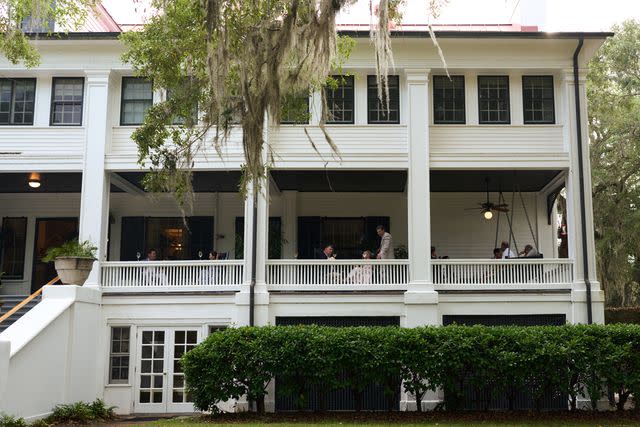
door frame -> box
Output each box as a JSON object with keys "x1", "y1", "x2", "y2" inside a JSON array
[
  {"x1": 133, "y1": 326, "x2": 203, "y2": 413},
  {"x1": 31, "y1": 217, "x2": 78, "y2": 292}
]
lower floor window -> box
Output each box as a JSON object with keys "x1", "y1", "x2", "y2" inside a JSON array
[{"x1": 109, "y1": 326, "x2": 131, "y2": 384}]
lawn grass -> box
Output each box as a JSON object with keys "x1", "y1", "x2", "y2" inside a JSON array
[{"x1": 142, "y1": 413, "x2": 640, "y2": 427}]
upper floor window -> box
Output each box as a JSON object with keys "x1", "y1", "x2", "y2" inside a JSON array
[
  {"x1": 523, "y1": 76, "x2": 555, "y2": 124},
  {"x1": 326, "y1": 75, "x2": 354, "y2": 124},
  {"x1": 478, "y1": 76, "x2": 510, "y2": 124},
  {"x1": 280, "y1": 92, "x2": 310, "y2": 124},
  {"x1": 367, "y1": 75, "x2": 400, "y2": 124},
  {"x1": 0, "y1": 78, "x2": 36, "y2": 125},
  {"x1": 120, "y1": 77, "x2": 153, "y2": 126},
  {"x1": 50, "y1": 77, "x2": 84, "y2": 126},
  {"x1": 433, "y1": 75, "x2": 465, "y2": 124}
]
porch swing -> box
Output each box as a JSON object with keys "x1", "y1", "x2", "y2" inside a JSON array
[{"x1": 491, "y1": 186, "x2": 542, "y2": 259}]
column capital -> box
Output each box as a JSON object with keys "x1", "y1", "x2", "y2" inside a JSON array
[
  {"x1": 404, "y1": 69, "x2": 431, "y2": 83},
  {"x1": 84, "y1": 70, "x2": 111, "y2": 85}
]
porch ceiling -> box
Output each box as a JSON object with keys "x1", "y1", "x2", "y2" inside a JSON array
[
  {"x1": 270, "y1": 170, "x2": 408, "y2": 192},
  {"x1": 430, "y1": 170, "x2": 564, "y2": 192},
  {"x1": 0, "y1": 172, "x2": 83, "y2": 193},
  {"x1": 114, "y1": 171, "x2": 242, "y2": 193},
  {"x1": 269, "y1": 169, "x2": 562, "y2": 193}
]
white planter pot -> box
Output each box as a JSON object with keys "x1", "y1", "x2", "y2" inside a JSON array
[{"x1": 54, "y1": 257, "x2": 95, "y2": 286}]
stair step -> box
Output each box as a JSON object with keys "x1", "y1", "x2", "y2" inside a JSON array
[{"x1": 0, "y1": 295, "x2": 42, "y2": 333}]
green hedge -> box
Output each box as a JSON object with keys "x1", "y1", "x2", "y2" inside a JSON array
[{"x1": 181, "y1": 324, "x2": 640, "y2": 413}]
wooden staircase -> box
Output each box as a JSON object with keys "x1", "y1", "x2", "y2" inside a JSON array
[
  {"x1": 0, "y1": 295, "x2": 42, "y2": 334},
  {"x1": 0, "y1": 277, "x2": 60, "y2": 334}
]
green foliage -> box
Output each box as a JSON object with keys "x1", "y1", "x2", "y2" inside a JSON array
[
  {"x1": 0, "y1": 0, "x2": 95, "y2": 67},
  {"x1": 121, "y1": 0, "x2": 447, "y2": 209},
  {"x1": 588, "y1": 20, "x2": 640, "y2": 307},
  {"x1": 182, "y1": 324, "x2": 640, "y2": 413},
  {"x1": 44, "y1": 399, "x2": 115, "y2": 424},
  {"x1": 42, "y1": 239, "x2": 97, "y2": 263},
  {"x1": 0, "y1": 413, "x2": 27, "y2": 427}
]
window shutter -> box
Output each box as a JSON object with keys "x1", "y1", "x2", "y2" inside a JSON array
[
  {"x1": 120, "y1": 217, "x2": 145, "y2": 261},
  {"x1": 187, "y1": 216, "x2": 214, "y2": 260},
  {"x1": 297, "y1": 217, "x2": 321, "y2": 259}
]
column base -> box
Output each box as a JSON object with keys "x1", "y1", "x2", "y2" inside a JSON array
[
  {"x1": 571, "y1": 283, "x2": 605, "y2": 324},
  {"x1": 234, "y1": 282, "x2": 270, "y2": 326},
  {"x1": 404, "y1": 284, "x2": 439, "y2": 326}
]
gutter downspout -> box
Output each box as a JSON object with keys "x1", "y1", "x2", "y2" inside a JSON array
[
  {"x1": 249, "y1": 184, "x2": 257, "y2": 327},
  {"x1": 572, "y1": 37, "x2": 593, "y2": 324}
]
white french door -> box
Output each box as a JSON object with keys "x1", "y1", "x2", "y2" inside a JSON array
[{"x1": 134, "y1": 327, "x2": 201, "y2": 413}]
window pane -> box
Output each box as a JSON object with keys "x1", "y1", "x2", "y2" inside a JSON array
[
  {"x1": 109, "y1": 326, "x2": 131, "y2": 384},
  {"x1": 478, "y1": 76, "x2": 510, "y2": 124},
  {"x1": 0, "y1": 79, "x2": 36, "y2": 125},
  {"x1": 367, "y1": 75, "x2": 400, "y2": 124},
  {"x1": 51, "y1": 78, "x2": 83, "y2": 125},
  {"x1": 523, "y1": 76, "x2": 555, "y2": 124},
  {"x1": 326, "y1": 75, "x2": 354, "y2": 124},
  {"x1": 121, "y1": 77, "x2": 153, "y2": 125},
  {"x1": 433, "y1": 75, "x2": 465, "y2": 124},
  {"x1": 280, "y1": 92, "x2": 310, "y2": 124},
  {"x1": 1, "y1": 217, "x2": 27, "y2": 279}
]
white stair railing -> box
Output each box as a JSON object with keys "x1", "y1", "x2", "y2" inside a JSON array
[
  {"x1": 431, "y1": 259, "x2": 574, "y2": 286},
  {"x1": 266, "y1": 259, "x2": 409, "y2": 286},
  {"x1": 101, "y1": 260, "x2": 244, "y2": 290}
]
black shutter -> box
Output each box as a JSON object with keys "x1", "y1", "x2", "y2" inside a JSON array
[
  {"x1": 235, "y1": 217, "x2": 244, "y2": 259},
  {"x1": 364, "y1": 216, "x2": 390, "y2": 253},
  {"x1": 236, "y1": 217, "x2": 283, "y2": 260},
  {"x1": 269, "y1": 217, "x2": 282, "y2": 259},
  {"x1": 188, "y1": 216, "x2": 214, "y2": 260},
  {"x1": 297, "y1": 216, "x2": 321, "y2": 259},
  {"x1": 120, "y1": 217, "x2": 145, "y2": 261}
]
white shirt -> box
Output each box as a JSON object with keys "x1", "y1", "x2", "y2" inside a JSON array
[{"x1": 502, "y1": 248, "x2": 517, "y2": 259}]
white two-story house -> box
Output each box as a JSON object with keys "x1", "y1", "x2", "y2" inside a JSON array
[{"x1": 0, "y1": 3, "x2": 609, "y2": 418}]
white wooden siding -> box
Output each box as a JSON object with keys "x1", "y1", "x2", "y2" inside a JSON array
[
  {"x1": 106, "y1": 127, "x2": 245, "y2": 170},
  {"x1": 269, "y1": 125, "x2": 408, "y2": 168},
  {"x1": 0, "y1": 128, "x2": 85, "y2": 170},
  {"x1": 429, "y1": 125, "x2": 569, "y2": 168}
]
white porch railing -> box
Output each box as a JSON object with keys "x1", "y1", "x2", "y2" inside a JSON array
[
  {"x1": 101, "y1": 260, "x2": 244, "y2": 291},
  {"x1": 431, "y1": 259, "x2": 574, "y2": 286},
  {"x1": 266, "y1": 259, "x2": 409, "y2": 287}
]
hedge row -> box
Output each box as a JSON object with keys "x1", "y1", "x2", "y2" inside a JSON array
[{"x1": 181, "y1": 324, "x2": 640, "y2": 413}]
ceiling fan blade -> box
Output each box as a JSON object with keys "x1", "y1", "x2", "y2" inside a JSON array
[{"x1": 494, "y1": 207, "x2": 510, "y2": 212}]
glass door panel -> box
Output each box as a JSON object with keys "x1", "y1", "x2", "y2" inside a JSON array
[{"x1": 135, "y1": 329, "x2": 167, "y2": 412}]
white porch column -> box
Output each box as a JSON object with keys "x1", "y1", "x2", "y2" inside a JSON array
[
  {"x1": 562, "y1": 69, "x2": 604, "y2": 324},
  {"x1": 403, "y1": 69, "x2": 438, "y2": 327},
  {"x1": 281, "y1": 190, "x2": 298, "y2": 258},
  {"x1": 79, "y1": 70, "x2": 111, "y2": 288}
]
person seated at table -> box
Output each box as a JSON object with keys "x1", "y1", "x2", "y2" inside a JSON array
[
  {"x1": 201, "y1": 249, "x2": 219, "y2": 285},
  {"x1": 519, "y1": 244, "x2": 540, "y2": 258},
  {"x1": 493, "y1": 248, "x2": 502, "y2": 259},
  {"x1": 142, "y1": 248, "x2": 167, "y2": 285},
  {"x1": 347, "y1": 250, "x2": 373, "y2": 284},
  {"x1": 431, "y1": 246, "x2": 438, "y2": 259},
  {"x1": 500, "y1": 241, "x2": 517, "y2": 259},
  {"x1": 315, "y1": 244, "x2": 336, "y2": 260}
]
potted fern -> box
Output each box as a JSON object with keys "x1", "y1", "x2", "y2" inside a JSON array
[{"x1": 42, "y1": 239, "x2": 97, "y2": 286}]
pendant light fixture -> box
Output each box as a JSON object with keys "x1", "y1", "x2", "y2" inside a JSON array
[{"x1": 28, "y1": 172, "x2": 41, "y2": 189}]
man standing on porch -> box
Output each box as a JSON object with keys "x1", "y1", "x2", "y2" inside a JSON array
[{"x1": 376, "y1": 225, "x2": 394, "y2": 259}]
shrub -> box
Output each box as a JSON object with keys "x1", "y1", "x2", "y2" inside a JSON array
[
  {"x1": 181, "y1": 324, "x2": 640, "y2": 413},
  {"x1": 42, "y1": 239, "x2": 97, "y2": 263},
  {"x1": 0, "y1": 413, "x2": 27, "y2": 427},
  {"x1": 44, "y1": 399, "x2": 116, "y2": 424}
]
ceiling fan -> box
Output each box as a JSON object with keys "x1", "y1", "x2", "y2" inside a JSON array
[{"x1": 464, "y1": 178, "x2": 509, "y2": 220}]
